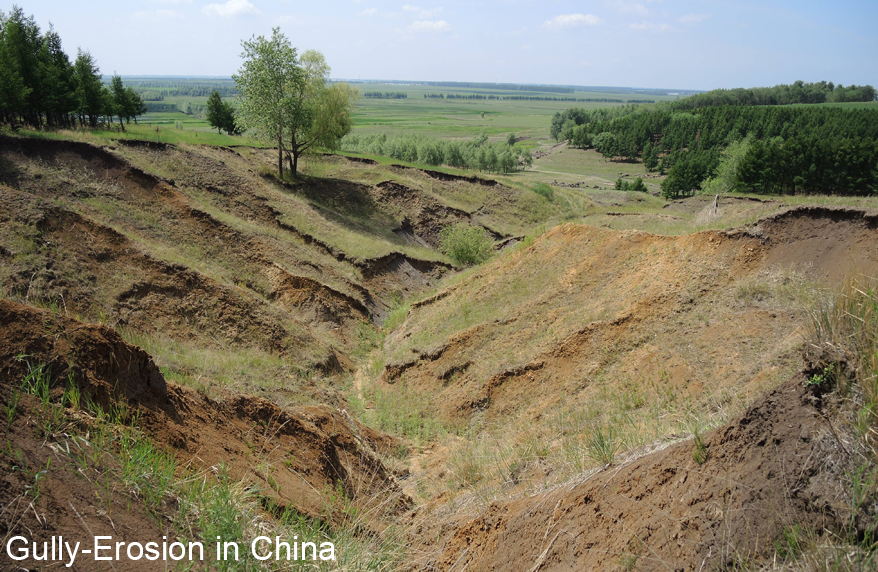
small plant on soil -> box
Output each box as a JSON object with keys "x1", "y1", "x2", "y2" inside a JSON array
[
  {"x1": 586, "y1": 423, "x2": 620, "y2": 466},
  {"x1": 692, "y1": 427, "x2": 708, "y2": 465},
  {"x1": 439, "y1": 223, "x2": 494, "y2": 266}
]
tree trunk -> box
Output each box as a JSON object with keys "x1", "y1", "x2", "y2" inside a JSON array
[
  {"x1": 292, "y1": 151, "x2": 299, "y2": 176},
  {"x1": 277, "y1": 137, "x2": 284, "y2": 179}
]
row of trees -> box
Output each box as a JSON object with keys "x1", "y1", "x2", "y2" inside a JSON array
[
  {"x1": 0, "y1": 6, "x2": 145, "y2": 130},
  {"x1": 233, "y1": 28, "x2": 358, "y2": 177},
  {"x1": 671, "y1": 80, "x2": 877, "y2": 110},
  {"x1": 123, "y1": 82, "x2": 239, "y2": 98},
  {"x1": 340, "y1": 131, "x2": 533, "y2": 174},
  {"x1": 363, "y1": 91, "x2": 407, "y2": 99},
  {"x1": 410, "y1": 81, "x2": 574, "y2": 94},
  {"x1": 425, "y1": 94, "x2": 655, "y2": 104}
]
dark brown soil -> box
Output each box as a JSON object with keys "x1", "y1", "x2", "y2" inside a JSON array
[
  {"x1": 422, "y1": 373, "x2": 856, "y2": 571},
  {"x1": 0, "y1": 299, "x2": 407, "y2": 570}
]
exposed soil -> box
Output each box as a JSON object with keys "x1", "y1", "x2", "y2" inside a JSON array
[
  {"x1": 0, "y1": 299, "x2": 407, "y2": 570},
  {"x1": 4, "y1": 133, "x2": 877, "y2": 571},
  {"x1": 383, "y1": 206, "x2": 878, "y2": 426},
  {"x1": 420, "y1": 372, "x2": 858, "y2": 571}
]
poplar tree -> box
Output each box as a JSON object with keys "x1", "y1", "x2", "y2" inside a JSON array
[{"x1": 234, "y1": 28, "x2": 358, "y2": 178}]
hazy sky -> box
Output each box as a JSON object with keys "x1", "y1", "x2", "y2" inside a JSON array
[{"x1": 11, "y1": 0, "x2": 878, "y2": 90}]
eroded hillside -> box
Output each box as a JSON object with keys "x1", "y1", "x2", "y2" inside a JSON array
[{"x1": 2, "y1": 134, "x2": 877, "y2": 571}]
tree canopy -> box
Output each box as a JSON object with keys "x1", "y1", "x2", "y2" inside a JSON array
[
  {"x1": 205, "y1": 90, "x2": 239, "y2": 135},
  {"x1": 0, "y1": 6, "x2": 145, "y2": 129},
  {"x1": 233, "y1": 28, "x2": 357, "y2": 178}
]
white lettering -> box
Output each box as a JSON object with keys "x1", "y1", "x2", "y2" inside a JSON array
[
  {"x1": 6, "y1": 536, "x2": 28, "y2": 561},
  {"x1": 168, "y1": 542, "x2": 186, "y2": 561},
  {"x1": 64, "y1": 540, "x2": 80, "y2": 568},
  {"x1": 94, "y1": 536, "x2": 112, "y2": 560},
  {"x1": 319, "y1": 542, "x2": 336, "y2": 561},
  {"x1": 251, "y1": 536, "x2": 271, "y2": 560},
  {"x1": 127, "y1": 542, "x2": 144, "y2": 560},
  {"x1": 145, "y1": 542, "x2": 160, "y2": 561}
]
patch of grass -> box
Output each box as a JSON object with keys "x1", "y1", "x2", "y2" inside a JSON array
[
  {"x1": 440, "y1": 223, "x2": 494, "y2": 266},
  {"x1": 363, "y1": 381, "x2": 460, "y2": 445},
  {"x1": 531, "y1": 182, "x2": 555, "y2": 202},
  {"x1": 383, "y1": 293, "x2": 411, "y2": 332},
  {"x1": 585, "y1": 423, "x2": 621, "y2": 466}
]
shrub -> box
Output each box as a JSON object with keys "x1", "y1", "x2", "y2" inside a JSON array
[
  {"x1": 439, "y1": 223, "x2": 494, "y2": 266},
  {"x1": 629, "y1": 177, "x2": 647, "y2": 192},
  {"x1": 531, "y1": 183, "x2": 554, "y2": 202}
]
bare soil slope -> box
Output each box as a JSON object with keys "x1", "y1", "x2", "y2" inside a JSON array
[
  {"x1": 0, "y1": 299, "x2": 406, "y2": 570},
  {"x1": 426, "y1": 372, "x2": 856, "y2": 571},
  {"x1": 383, "y1": 206, "x2": 878, "y2": 426}
]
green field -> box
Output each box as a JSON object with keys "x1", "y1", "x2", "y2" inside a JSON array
[
  {"x1": 347, "y1": 84, "x2": 680, "y2": 141},
  {"x1": 127, "y1": 80, "x2": 681, "y2": 147}
]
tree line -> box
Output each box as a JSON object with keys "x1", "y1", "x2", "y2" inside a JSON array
[
  {"x1": 124, "y1": 82, "x2": 238, "y2": 98},
  {"x1": 425, "y1": 93, "x2": 655, "y2": 103},
  {"x1": 669, "y1": 80, "x2": 877, "y2": 110},
  {"x1": 408, "y1": 81, "x2": 574, "y2": 94},
  {"x1": 552, "y1": 99, "x2": 878, "y2": 197},
  {"x1": 0, "y1": 6, "x2": 145, "y2": 130},
  {"x1": 340, "y1": 131, "x2": 533, "y2": 175},
  {"x1": 363, "y1": 91, "x2": 407, "y2": 99}
]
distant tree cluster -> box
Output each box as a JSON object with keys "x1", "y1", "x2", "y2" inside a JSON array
[
  {"x1": 671, "y1": 80, "x2": 877, "y2": 110},
  {"x1": 502, "y1": 95, "x2": 655, "y2": 103},
  {"x1": 551, "y1": 96, "x2": 878, "y2": 198},
  {"x1": 340, "y1": 131, "x2": 533, "y2": 174},
  {"x1": 123, "y1": 81, "x2": 238, "y2": 98},
  {"x1": 424, "y1": 93, "x2": 655, "y2": 103},
  {"x1": 415, "y1": 81, "x2": 574, "y2": 94},
  {"x1": 363, "y1": 91, "x2": 407, "y2": 99},
  {"x1": 0, "y1": 6, "x2": 145, "y2": 129},
  {"x1": 205, "y1": 90, "x2": 240, "y2": 135}
]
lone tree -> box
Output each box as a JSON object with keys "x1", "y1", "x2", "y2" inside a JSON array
[
  {"x1": 233, "y1": 28, "x2": 357, "y2": 178},
  {"x1": 205, "y1": 90, "x2": 238, "y2": 135}
]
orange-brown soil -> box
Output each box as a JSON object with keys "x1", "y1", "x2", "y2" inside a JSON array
[{"x1": 383, "y1": 206, "x2": 878, "y2": 426}]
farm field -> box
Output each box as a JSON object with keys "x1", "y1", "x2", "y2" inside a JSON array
[{"x1": 345, "y1": 84, "x2": 682, "y2": 140}]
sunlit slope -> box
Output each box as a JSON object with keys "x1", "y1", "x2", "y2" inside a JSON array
[{"x1": 381, "y1": 207, "x2": 878, "y2": 426}]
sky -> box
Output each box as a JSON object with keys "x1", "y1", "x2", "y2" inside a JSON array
[{"x1": 9, "y1": 0, "x2": 878, "y2": 91}]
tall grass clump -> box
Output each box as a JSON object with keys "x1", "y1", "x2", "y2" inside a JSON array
[
  {"x1": 802, "y1": 276, "x2": 878, "y2": 566},
  {"x1": 439, "y1": 223, "x2": 493, "y2": 266},
  {"x1": 810, "y1": 277, "x2": 878, "y2": 441},
  {"x1": 531, "y1": 183, "x2": 555, "y2": 202}
]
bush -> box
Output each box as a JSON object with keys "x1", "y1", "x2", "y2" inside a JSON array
[
  {"x1": 439, "y1": 223, "x2": 494, "y2": 266},
  {"x1": 629, "y1": 177, "x2": 647, "y2": 192},
  {"x1": 531, "y1": 183, "x2": 555, "y2": 202}
]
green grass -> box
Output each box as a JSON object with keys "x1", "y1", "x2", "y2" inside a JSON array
[{"x1": 350, "y1": 84, "x2": 677, "y2": 141}]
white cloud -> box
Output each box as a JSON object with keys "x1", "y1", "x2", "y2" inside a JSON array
[
  {"x1": 359, "y1": 7, "x2": 378, "y2": 16},
  {"x1": 134, "y1": 9, "x2": 184, "y2": 20},
  {"x1": 678, "y1": 13, "x2": 710, "y2": 24},
  {"x1": 402, "y1": 5, "x2": 443, "y2": 18},
  {"x1": 615, "y1": 2, "x2": 649, "y2": 16},
  {"x1": 202, "y1": 0, "x2": 260, "y2": 18},
  {"x1": 629, "y1": 20, "x2": 675, "y2": 31},
  {"x1": 408, "y1": 19, "x2": 450, "y2": 32},
  {"x1": 542, "y1": 14, "x2": 602, "y2": 29}
]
